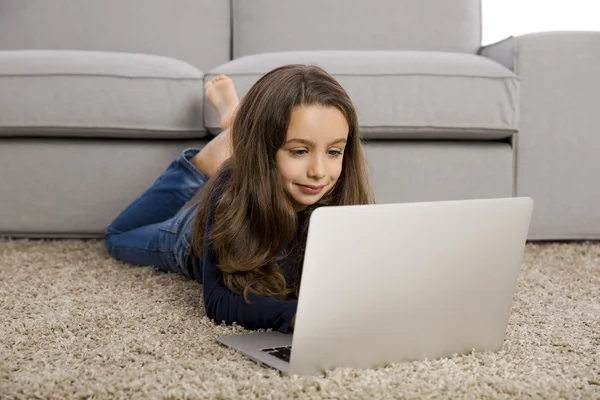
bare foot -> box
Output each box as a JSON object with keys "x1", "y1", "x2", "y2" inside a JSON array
[
  {"x1": 204, "y1": 75, "x2": 239, "y2": 131},
  {"x1": 190, "y1": 128, "x2": 232, "y2": 177}
]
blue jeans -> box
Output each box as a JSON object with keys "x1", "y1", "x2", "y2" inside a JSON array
[{"x1": 104, "y1": 148, "x2": 207, "y2": 279}]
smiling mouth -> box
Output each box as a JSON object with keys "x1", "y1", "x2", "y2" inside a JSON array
[
  {"x1": 300, "y1": 184, "x2": 324, "y2": 189},
  {"x1": 297, "y1": 184, "x2": 326, "y2": 194}
]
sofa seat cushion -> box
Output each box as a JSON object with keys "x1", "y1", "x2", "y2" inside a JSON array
[
  {"x1": 0, "y1": 50, "x2": 208, "y2": 139},
  {"x1": 205, "y1": 51, "x2": 520, "y2": 140}
]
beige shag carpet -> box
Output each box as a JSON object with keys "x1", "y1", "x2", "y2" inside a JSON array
[{"x1": 0, "y1": 239, "x2": 598, "y2": 399}]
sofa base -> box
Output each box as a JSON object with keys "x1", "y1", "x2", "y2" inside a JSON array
[
  {"x1": 365, "y1": 140, "x2": 513, "y2": 204},
  {"x1": 1, "y1": 138, "x2": 514, "y2": 238},
  {"x1": 0, "y1": 138, "x2": 208, "y2": 237}
]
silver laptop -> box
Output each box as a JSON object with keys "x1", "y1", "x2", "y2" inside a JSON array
[{"x1": 217, "y1": 197, "x2": 534, "y2": 376}]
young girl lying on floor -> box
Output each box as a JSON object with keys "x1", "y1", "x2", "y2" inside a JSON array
[{"x1": 104, "y1": 65, "x2": 374, "y2": 333}]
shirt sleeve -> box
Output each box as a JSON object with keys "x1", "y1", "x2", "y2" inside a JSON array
[{"x1": 199, "y1": 179, "x2": 298, "y2": 333}]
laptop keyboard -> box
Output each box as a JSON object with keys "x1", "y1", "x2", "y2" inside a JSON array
[{"x1": 261, "y1": 346, "x2": 292, "y2": 362}]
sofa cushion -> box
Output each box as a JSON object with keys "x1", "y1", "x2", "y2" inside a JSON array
[
  {"x1": 204, "y1": 51, "x2": 520, "y2": 140},
  {"x1": 232, "y1": 0, "x2": 482, "y2": 57},
  {"x1": 0, "y1": 50, "x2": 208, "y2": 139},
  {"x1": 0, "y1": 0, "x2": 231, "y2": 72}
]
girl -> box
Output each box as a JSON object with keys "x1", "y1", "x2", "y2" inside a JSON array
[{"x1": 104, "y1": 65, "x2": 374, "y2": 333}]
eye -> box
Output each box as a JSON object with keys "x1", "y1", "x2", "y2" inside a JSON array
[
  {"x1": 290, "y1": 149, "x2": 308, "y2": 156},
  {"x1": 328, "y1": 150, "x2": 343, "y2": 157}
]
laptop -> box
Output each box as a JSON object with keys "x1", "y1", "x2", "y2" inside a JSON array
[{"x1": 217, "y1": 197, "x2": 534, "y2": 376}]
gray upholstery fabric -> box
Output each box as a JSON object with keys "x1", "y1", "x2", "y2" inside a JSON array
[
  {"x1": 366, "y1": 141, "x2": 513, "y2": 204},
  {"x1": 479, "y1": 37, "x2": 516, "y2": 71},
  {"x1": 205, "y1": 51, "x2": 519, "y2": 139},
  {"x1": 482, "y1": 32, "x2": 600, "y2": 239},
  {"x1": 0, "y1": 51, "x2": 208, "y2": 139},
  {"x1": 232, "y1": 0, "x2": 482, "y2": 57},
  {"x1": 0, "y1": 139, "x2": 512, "y2": 237},
  {"x1": 0, "y1": 139, "x2": 208, "y2": 237},
  {"x1": 0, "y1": 0, "x2": 230, "y2": 72}
]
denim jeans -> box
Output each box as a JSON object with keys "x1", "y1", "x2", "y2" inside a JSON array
[{"x1": 104, "y1": 148, "x2": 207, "y2": 279}]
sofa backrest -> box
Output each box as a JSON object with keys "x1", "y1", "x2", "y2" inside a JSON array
[
  {"x1": 232, "y1": 0, "x2": 482, "y2": 58},
  {"x1": 0, "y1": 0, "x2": 230, "y2": 72},
  {"x1": 0, "y1": 0, "x2": 482, "y2": 71}
]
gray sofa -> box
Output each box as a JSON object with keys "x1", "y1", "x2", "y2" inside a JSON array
[{"x1": 0, "y1": 0, "x2": 598, "y2": 240}]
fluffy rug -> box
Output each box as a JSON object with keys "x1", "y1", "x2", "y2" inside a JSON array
[{"x1": 1, "y1": 239, "x2": 598, "y2": 399}]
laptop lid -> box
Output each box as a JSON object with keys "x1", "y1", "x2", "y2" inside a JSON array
[{"x1": 289, "y1": 197, "x2": 534, "y2": 376}]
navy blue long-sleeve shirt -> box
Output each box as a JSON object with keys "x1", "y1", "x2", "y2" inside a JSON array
[{"x1": 186, "y1": 171, "x2": 300, "y2": 333}]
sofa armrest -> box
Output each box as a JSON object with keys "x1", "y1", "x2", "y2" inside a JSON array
[{"x1": 482, "y1": 32, "x2": 600, "y2": 239}]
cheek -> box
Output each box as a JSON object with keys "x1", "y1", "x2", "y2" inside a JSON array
[
  {"x1": 330, "y1": 159, "x2": 344, "y2": 181},
  {"x1": 276, "y1": 157, "x2": 296, "y2": 183}
]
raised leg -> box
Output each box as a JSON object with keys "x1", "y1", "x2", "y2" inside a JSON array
[
  {"x1": 103, "y1": 75, "x2": 240, "y2": 271},
  {"x1": 194, "y1": 75, "x2": 239, "y2": 177}
]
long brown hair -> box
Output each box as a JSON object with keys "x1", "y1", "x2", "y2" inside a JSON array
[{"x1": 190, "y1": 64, "x2": 374, "y2": 301}]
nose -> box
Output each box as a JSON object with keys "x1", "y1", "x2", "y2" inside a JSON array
[{"x1": 307, "y1": 154, "x2": 326, "y2": 180}]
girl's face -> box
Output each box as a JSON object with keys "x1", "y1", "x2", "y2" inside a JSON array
[{"x1": 276, "y1": 105, "x2": 349, "y2": 211}]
